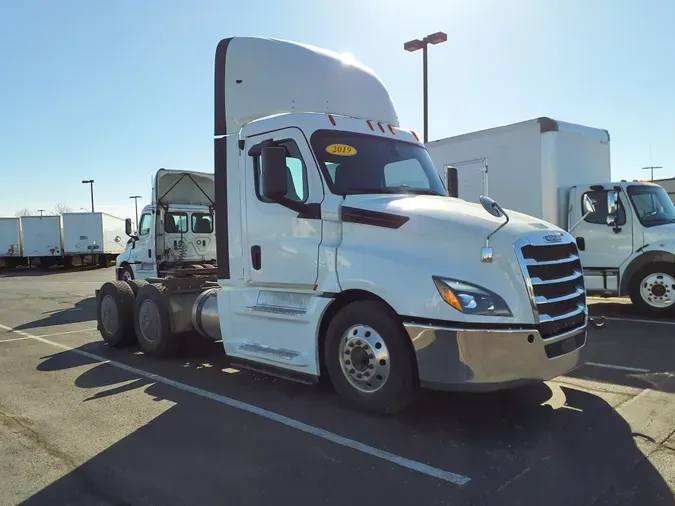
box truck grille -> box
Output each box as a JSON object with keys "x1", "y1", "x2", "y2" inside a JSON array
[{"x1": 518, "y1": 240, "x2": 587, "y2": 339}]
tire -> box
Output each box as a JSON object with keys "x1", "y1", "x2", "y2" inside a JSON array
[
  {"x1": 134, "y1": 283, "x2": 182, "y2": 357},
  {"x1": 120, "y1": 263, "x2": 134, "y2": 282},
  {"x1": 323, "y1": 300, "x2": 419, "y2": 415},
  {"x1": 629, "y1": 262, "x2": 675, "y2": 317},
  {"x1": 98, "y1": 281, "x2": 137, "y2": 347},
  {"x1": 127, "y1": 279, "x2": 149, "y2": 297}
]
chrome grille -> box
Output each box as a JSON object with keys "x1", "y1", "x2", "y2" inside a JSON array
[{"x1": 516, "y1": 239, "x2": 587, "y2": 339}]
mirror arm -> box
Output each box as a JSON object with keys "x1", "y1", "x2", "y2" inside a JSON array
[
  {"x1": 568, "y1": 210, "x2": 592, "y2": 234},
  {"x1": 485, "y1": 202, "x2": 510, "y2": 245}
]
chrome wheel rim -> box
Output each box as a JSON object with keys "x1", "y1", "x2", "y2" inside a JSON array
[
  {"x1": 640, "y1": 272, "x2": 675, "y2": 309},
  {"x1": 122, "y1": 270, "x2": 133, "y2": 282},
  {"x1": 100, "y1": 295, "x2": 118, "y2": 334},
  {"x1": 338, "y1": 325, "x2": 390, "y2": 393}
]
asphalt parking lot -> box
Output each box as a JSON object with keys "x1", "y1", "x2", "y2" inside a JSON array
[{"x1": 0, "y1": 268, "x2": 674, "y2": 506}]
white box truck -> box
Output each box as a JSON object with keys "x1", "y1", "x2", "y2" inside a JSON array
[
  {"x1": 425, "y1": 117, "x2": 675, "y2": 317},
  {"x1": 62, "y1": 212, "x2": 127, "y2": 268},
  {"x1": 21, "y1": 215, "x2": 65, "y2": 269},
  {"x1": 0, "y1": 217, "x2": 24, "y2": 270},
  {"x1": 94, "y1": 38, "x2": 605, "y2": 415}
]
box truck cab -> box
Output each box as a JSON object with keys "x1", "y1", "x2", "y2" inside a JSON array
[
  {"x1": 425, "y1": 117, "x2": 675, "y2": 317},
  {"x1": 96, "y1": 38, "x2": 593, "y2": 415},
  {"x1": 115, "y1": 169, "x2": 217, "y2": 281}
]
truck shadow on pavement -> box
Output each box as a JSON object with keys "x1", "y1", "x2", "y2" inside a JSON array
[
  {"x1": 11, "y1": 297, "x2": 97, "y2": 332},
  {"x1": 23, "y1": 336, "x2": 675, "y2": 506}
]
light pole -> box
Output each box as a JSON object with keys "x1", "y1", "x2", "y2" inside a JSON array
[
  {"x1": 404, "y1": 31, "x2": 447, "y2": 143},
  {"x1": 82, "y1": 180, "x2": 95, "y2": 212},
  {"x1": 129, "y1": 195, "x2": 142, "y2": 231},
  {"x1": 37, "y1": 209, "x2": 45, "y2": 217},
  {"x1": 641, "y1": 165, "x2": 663, "y2": 182}
]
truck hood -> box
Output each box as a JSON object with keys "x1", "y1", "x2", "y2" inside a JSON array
[
  {"x1": 154, "y1": 169, "x2": 214, "y2": 207},
  {"x1": 342, "y1": 194, "x2": 562, "y2": 243}
]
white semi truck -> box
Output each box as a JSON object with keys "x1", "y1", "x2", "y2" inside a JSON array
[
  {"x1": 114, "y1": 169, "x2": 217, "y2": 281},
  {"x1": 425, "y1": 117, "x2": 675, "y2": 317},
  {"x1": 95, "y1": 37, "x2": 601, "y2": 414}
]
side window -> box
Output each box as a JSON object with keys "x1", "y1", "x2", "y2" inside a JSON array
[
  {"x1": 191, "y1": 212, "x2": 214, "y2": 233},
  {"x1": 255, "y1": 140, "x2": 308, "y2": 203},
  {"x1": 165, "y1": 212, "x2": 188, "y2": 233},
  {"x1": 582, "y1": 191, "x2": 626, "y2": 226},
  {"x1": 138, "y1": 214, "x2": 152, "y2": 236},
  {"x1": 384, "y1": 159, "x2": 430, "y2": 188}
]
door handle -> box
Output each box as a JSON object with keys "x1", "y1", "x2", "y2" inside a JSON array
[
  {"x1": 251, "y1": 245, "x2": 261, "y2": 270},
  {"x1": 576, "y1": 237, "x2": 586, "y2": 251},
  {"x1": 148, "y1": 249, "x2": 152, "y2": 258}
]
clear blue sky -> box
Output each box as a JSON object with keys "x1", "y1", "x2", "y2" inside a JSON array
[{"x1": 1, "y1": 0, "x2": 673, "y2": 219}]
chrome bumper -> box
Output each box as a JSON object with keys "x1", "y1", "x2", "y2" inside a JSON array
[{"x1": 403, "y1": 322, "x2": 587, "y2": 391}]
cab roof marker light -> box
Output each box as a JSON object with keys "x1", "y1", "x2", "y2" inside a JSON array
[
  {"x1": 411, "y1": 130, "x2": 420, "y2": 141},
  {"x1": 377, "y1": 122, "x2": 385, "y2": 133},
  {"x1": 366, "y1": 120, "x2": 374, "y2": 131},
  {"x1": 388, "y1": 125, "x2": 396, "y2": 135},
  {"x1": 328, "y1": 114, "x2": 336, "y2": 126}
]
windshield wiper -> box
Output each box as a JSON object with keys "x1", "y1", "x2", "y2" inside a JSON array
[{"x1": 344, "y1": 187, "x2": 443, "y2": 196}]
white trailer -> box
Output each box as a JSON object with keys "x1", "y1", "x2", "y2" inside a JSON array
[
  {"x1": 21, "y1": 215, "x2": 65, "y2": 269},
  {"x1": 426, "y1": 117, "x2": 675, "y2": 316},
  {"x1": 62, "y1": 212, "x2": 126, "y2": 268},
  {"x1": 0, "y1": 217, "x2": 25, "y2": 270}
]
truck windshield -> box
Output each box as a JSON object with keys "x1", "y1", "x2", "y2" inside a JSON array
[
  {"x1": 310, "y1": 129, "x2": 446, "y2": 196},
  {"x1": 627, "y1": 185, "x2": 675, "y2": 226}
]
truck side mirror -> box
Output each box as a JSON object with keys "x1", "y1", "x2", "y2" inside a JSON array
[
  {"x1": 125, "y1": 218, "x2": 133, "y2": 236},
  {"x1": 260, "y1": 146, "x2": 288, "y2": 200}
]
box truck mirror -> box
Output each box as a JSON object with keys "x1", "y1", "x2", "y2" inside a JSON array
[
  {"x1": 125, "y1": 218, "x2": 133, "y2": 236},
  {"x1": 260, "y1": 146, "x2": 289, "y2": 200},
  {"x1": 582, "y1": 194, "x2": 596, "y2": 215},
  {"x1": 445, "y1": 166, "x2": 458, "y2": 197}
]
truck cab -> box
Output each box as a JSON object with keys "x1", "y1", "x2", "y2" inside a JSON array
[
  {"x1": 115, "y1": 169, "x2": 217, "y2": 281},
  {"x1": 569, "y1": 180, "x2": 675, "y2": 315},
  {"x1": 96, "y1": 37, "x2": 593, "y2": 415}
]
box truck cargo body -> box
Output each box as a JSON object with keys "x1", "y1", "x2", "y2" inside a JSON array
[
  {"x1": 62, "y1": 212, "x2": 126, "y2": 259},
  {"x1": 426, "y1": 117, "x2": 675, "y2": 317},
  {"x1": 425, "y1": 117, "x2": 611, "y2": 229}
]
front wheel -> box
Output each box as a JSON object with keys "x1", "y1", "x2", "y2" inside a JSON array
[
  {"x1": 629, "y1": 263, "x2": 675, "y2": 317},
  {"x1": 120, "y1": 264, "x2": 134, "y2": 282},
  {"x1": 323, "y1": 301, "x2": 419, "y2": 415}
]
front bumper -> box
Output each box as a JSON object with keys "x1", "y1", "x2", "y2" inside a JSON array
[{"x1": 404, "y1": 322, "x2": 587, "y2": 391}]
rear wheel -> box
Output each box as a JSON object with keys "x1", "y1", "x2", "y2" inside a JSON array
[
  {"x1": 629, "y1": 262, "x2": 675, "y2": 317},
  {"x1": 324, "y1": 300, "x2": 419, "y2": 415},
  {"x1": 98, "y1": 281, "x2": 136, "y2": 347},
  {"x1": 134, "y1": 283, "x2": 182, "y2": 356},
  {"x1": 127, "y1": 279, "x2": 149, "y2": 297}
]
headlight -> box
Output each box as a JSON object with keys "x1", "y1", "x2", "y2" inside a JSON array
[{"x1": 432, "y1": 276, "x2": 512, "y2": 316}]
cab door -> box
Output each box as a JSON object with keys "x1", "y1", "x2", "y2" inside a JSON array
[
  {"x1": 129, "y1": 211, "x2": 157, "y2": 279},
  {"x1": 570, "y1": 186, "x2": 634, "y2": 292},
  {"x1": 242, "y1": 127, "x2": 324, "y2": 288}
]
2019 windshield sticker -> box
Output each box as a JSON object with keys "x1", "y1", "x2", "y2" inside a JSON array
[{"x1": 325, "y1": 144, "x2": 357, "y2": 156}]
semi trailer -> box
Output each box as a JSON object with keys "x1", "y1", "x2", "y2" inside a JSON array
[
  {"x1": 95, "y1": 37, "x2": 598, "y2": 414},
  {"x1": 425, "y1": 117, "x2": 675, "y2": 317},
  {"x1": 0, "y1": 218, "x2": 24, "y2": 270},
  {"x1": 21, "y1": 215, "x2": 65, "y2": 269},
  {"x1": 62, "y1": 212, "x2": 127, "y2": 268}
]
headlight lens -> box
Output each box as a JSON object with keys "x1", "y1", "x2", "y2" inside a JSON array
[{"x1": 432, "y1": 276, "x2": 512, "y2": 316}]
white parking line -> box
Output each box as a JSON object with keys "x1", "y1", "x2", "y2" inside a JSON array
[
  {"x1": 585, "y1": 362, "x2": 651, "y2": 373},
  {"x1": 37, "y1": 327, "x2": 98, "y2": 338},
  {"x1": 0, "y1": 323, "x2": 471, "y2": 487},
  {"x1": 0, "y1": 336, "x2": 32, "y2": 343}
]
